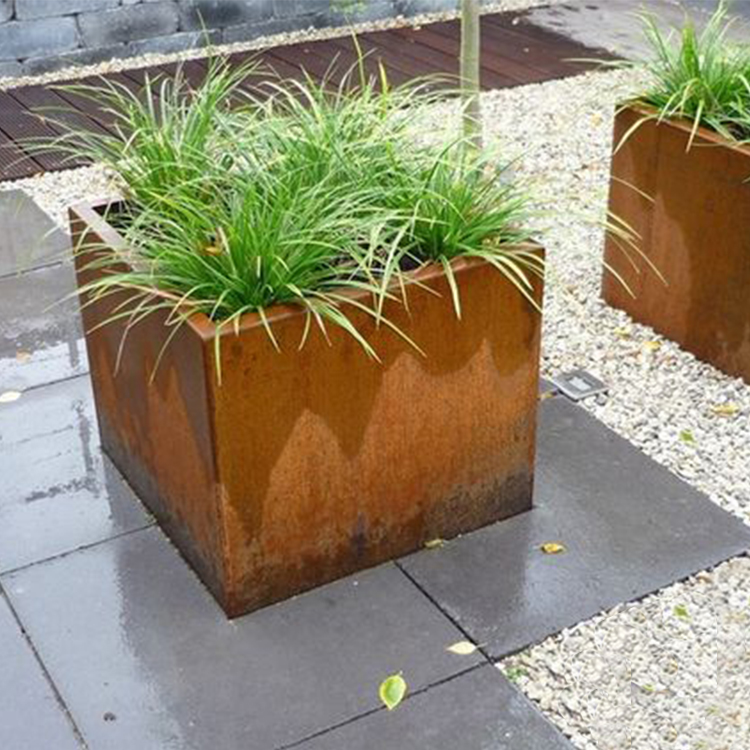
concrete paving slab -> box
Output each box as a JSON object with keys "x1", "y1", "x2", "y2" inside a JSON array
[
  {"x1": 0, "y1": 261, "x2": 87, "y2": 392},
  {"x1": 399, "y1": 396, "x2": 750, "y2": 659},
  {"x1": 0, "y1": 593, "x2": 82, "y2": 750},
  {"x1": 526, "y1": 0, "x2": 750, "y2": 60},
  {"x1": 295, "y1": 664, "x2": 573, "y2": 750},
  {"x1": 3, "y1": 527, "x2": 484, "y2": 750},
  {"x1": 0, "y1": 190, "x2": 69, "y2": 276},
  {"x1": 0, "y1": 376, "x2": 151, "y2": 573}
]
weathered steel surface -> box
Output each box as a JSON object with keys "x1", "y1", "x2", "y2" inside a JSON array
[
  {"x1": 71, "y1": 201, "x2": 543, "y2": 616},
  {"x1": 603, "y1": 104, "x2": 750, "y2": 383}
]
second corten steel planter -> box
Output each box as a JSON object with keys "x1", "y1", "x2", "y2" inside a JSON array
[
  {"x1": 603, "y1": 103, "x2": 750, "y2": 382},
  {"x1": 71, "y1": 200, "x2": 544, "y2": 617}
]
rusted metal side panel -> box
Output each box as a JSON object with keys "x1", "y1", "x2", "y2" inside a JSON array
[
  {"x1": 70, "y1": 204, "x2": 229, "y2": 603},
  {"x1": 209, "y1": 259, "x2": 542, "y2": 616},
  {"x1": 71, "y1": 199, "x2": 543, "y2": 617},
  {"x1": 603, "y1": 104, "x2": 750, "y2": 383}
]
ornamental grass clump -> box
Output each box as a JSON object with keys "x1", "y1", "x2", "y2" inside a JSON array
[
  {"x1": 59, "y1": 58, "x2": 539, "y2": 359},
  {"x1": 615, "y1": 0, "x2": 750, "y2": 147}
]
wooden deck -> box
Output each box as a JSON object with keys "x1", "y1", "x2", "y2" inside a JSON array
[{"x1": 0, "y1": 9, "x2": 615, "y2": 181}]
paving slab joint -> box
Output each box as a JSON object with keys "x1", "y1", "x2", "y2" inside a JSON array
[
  {"x1": 0, "y1": 586, "x2": 89, "y2": 748},
  {"x1": 274, "y1": 662, "x2": 488, "y2": 750},
  {"x1": 394, "y1": 560, "x2": 495, "y2": 664},
  {"x1": 0, "y1": 522, "x2": 155, "y2": 578}
]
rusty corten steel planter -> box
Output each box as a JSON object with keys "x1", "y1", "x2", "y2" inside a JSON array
[
  {"x1": 603, "y1": 103, "x2": 750, "y2": 382},
  {"x1": 70, "y1": 199, "x2": 544, "y2": 617}
]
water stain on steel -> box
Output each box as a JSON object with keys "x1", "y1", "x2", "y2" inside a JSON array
[{"x1": 72, "y1": 200, "x2": 544, "y2": 617}]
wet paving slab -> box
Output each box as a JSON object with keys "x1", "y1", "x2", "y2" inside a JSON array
[
  {"x1": 0, "y1": 376, "x2": 152, "y2": 574},
  {"x1": 0, "y1": 593, "x2": 82, "y2": 750},
  {"x1": 2, "y1": 527, "x2": 488, "y2": 750},
  {"x1": 295, "y1": 664, "x2": 571, "y2": 750},
  {"x1": 0, "y1": 189, "x2": 69, "y2": 277},
  {"x1": 0, "y1": 261, "x2": 87, "y2": 393},
  {"x1": 0, "y1": 189, "x2": 84, "y2": 393},
  {"x1": 1, "y1": 394, "x2": 748, "y2": 748},
  {"x1": 399, "y1": 396, "x2": 750, "y2": 659},
  {"x1": 526, "y1": 0, "x2": 750, "y2": 59}
]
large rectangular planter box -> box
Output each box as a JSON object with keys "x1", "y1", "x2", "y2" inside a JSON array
[
  {"x1": 602, "y1": 103, "x2": 750, "y2": 382},
  {"x1": 71, "y1": 200, "x2": 544, "y2": 617}
]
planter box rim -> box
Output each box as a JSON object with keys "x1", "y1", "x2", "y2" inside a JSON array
[
  {"x1": 70, "y1": 197, "x2": 544, "y2": 343},
  {"x1": 619, "y1": 101, "x2": 750, "y2": 155}
]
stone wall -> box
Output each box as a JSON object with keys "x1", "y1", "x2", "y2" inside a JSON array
[{"x1": 0, "y1": 0, "x2": 462, "y2": 77}]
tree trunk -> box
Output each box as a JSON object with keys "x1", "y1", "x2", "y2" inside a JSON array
[{"x1": 460, "y1": 0, "x2": 482, "y2": 153}]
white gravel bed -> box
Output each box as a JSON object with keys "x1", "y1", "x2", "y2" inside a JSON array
[
  {"x1": 0, "y1": 0, "x2": 561, "y2": 91},
  {"x1": 2, "y1": 65, "x2": 749, "y2": 749},
  {"x1": 501, "y1": 557, "x2": 750, "y2": 750}
]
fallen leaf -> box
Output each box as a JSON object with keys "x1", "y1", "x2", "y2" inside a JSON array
[
  {"x1": 447, "y1": 640, "x2": 478, "y2": 656},
  {"x1": 0, "y1": 391, "x2": 21, "y2": 404},
  {"x1": 673, "y1": 604, "x2": 690, "y2": 620},
  {"x1": 424, "y1": 538, "x2": 445, "y2": 550},
  {"x1": 15, "y1": 351, "x2": 31, "y2": 363},
  {"x1": 379, "y1": 674, "x2": 407, "y2": 711},
  {"x1": 615, "y1": 327, "x2": 631, "y2": 339},
  {"x1": 643, "y1": 340, "x2": 662, "y2": 352},
  {"x1": 711, "y1": 403, "x2": 739, "y2": 417},
  {"x1": 679, "y1": 429, "x2": 695, "y2": 444},
  {"x1": 540, "y1": 542, "x2": 566, "y2": 555},
  {"x1": 539, "y1": 391, "x2": 554, "y2": 402}
]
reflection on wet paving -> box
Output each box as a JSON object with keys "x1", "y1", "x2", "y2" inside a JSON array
[
  {"x1": 400, "y1": 397, "x2": 750, "y2": 659},
  {"x1": 0, "y1": 189, "x2": 70, "y2": 277},
  {"x1": 0, "y1": 189, "x2": 84, "y2": 392},
  {"x1": 0, "y1": 376, "x2": 152, "y2": 573},
  {"x1": 0, "y1": 261, "x2": 87, "y2": 392},
  {"x1": 3, "y1": 528, "x2": 483, "y2": 750},
  {"x1": 0, "y1": 596, "x2": 81, "y2": 750},
  {"x1": 527, "y1": 0, "x2": 750, "y2": 59}
]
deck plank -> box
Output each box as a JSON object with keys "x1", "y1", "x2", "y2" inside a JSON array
[
  {"x1": 0, "y1": 11, "x2": 617, "y2": 181},
  {"x1": 0, "y1": 130, "x2": 42, "y2": 181},
  {"x1": 0, "y1": 91, "x2": 69, "y2": 172}
]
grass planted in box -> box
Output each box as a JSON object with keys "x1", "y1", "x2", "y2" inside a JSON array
[
  {"x1": 610, "y1": 0, "x2": 750, "y2": 148},
  {"x1": 55, "y1": 58, "x2": 541, "y2": 367}
]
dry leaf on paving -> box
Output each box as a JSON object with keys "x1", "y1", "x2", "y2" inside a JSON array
[
  {"x1": 643, "y1": 341, "x2": 662, "y2": 352},
  {"x1": 0, "y1": 391, "x2": 21, "y2": 404},
  {"x1": 540, "y1": 542, "x2": 567, "y2": 555},
  {"x1": 447, "y1": 641, "x2": 479, "y2": 656},
  {"x1": 424, "y1": 538, "x2": 445, "y2": 549}
]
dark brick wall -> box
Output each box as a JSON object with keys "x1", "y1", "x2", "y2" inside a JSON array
[{"x1": 0, "y1": 0, "x2": 463, "y2": 77}]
